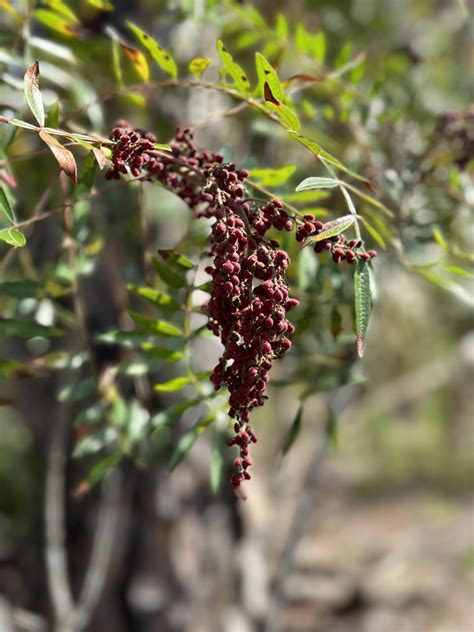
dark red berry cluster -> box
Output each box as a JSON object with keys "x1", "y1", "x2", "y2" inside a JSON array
[
  {"x1": 105, "y1": 124, "x2": 299, "y2": 491},
  {"x1": 296, "y1": 216, "x2": 377, "y2": 264}
]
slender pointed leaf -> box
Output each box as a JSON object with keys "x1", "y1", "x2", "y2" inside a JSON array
[
  {"x1": 354, "y1": 260, "x2": 372, "y2": 357},
  {"x1": 127, "y1": 21, "x2": 177, "y2": 78},
  {"x1": 24, "y1": 60, "x2": 45, "y2": 127},
  {"x1": 217, "y1": 40, "x2": 251, "y2": 93},
  {"x1": 296, "y1": 176, "x2": 339, "y2": 191}
]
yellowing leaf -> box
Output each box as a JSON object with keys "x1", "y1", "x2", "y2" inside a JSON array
[
  {"x1": 127, "y1": 21, "x2": 177, "y2": 78},
  {"x1": 33, "y1": 9, "x2": 76, "y2": 36},
  {"x1": 39, "y1": 130, "x2": 77, "y2": 183},
  {"x1": 121, "y1": 44, "x2": 150, "y2": 82},
  {"x1": 24, "y1": 60, "x2": 45, "y2": 127},
  {"x1": 41, "y1": 0, "x2": 79, "y2": 22},
  {"x1": 189, "y1": 57, "x2": 211, "y2": 79}
]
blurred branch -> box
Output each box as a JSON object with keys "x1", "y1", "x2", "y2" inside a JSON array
[{"x1": 264, "y1": 419, "x2": 330, "y2": 632}]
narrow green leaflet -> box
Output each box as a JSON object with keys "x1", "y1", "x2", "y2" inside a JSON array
[
  {"x1": 189, "y1": 57, "x2": 211, "y2": 79},
  {"x1": 86, "y1": 452, "x2": 122, "y2": 489},
  {"x1": 168, "y1": 412, "x2": 215, "y2": 472},
  {"x1": 111, "y1": 38, "x2": 123, "y2": 85},
  {"x1": 217, "y1": 40, "x2": 251, "y2": 93},
  {"x1": 152, "y1": 258, "x2": 187, "y2": 288},
  {"x1": 440, "y1": 264, "x2": 474, "y2": 278},
  {"x1": 0, "y1": 280, "x2": 39, "y2": 299},
  {"x1": 255, "y1": 52, "x2": 282, "y2": 100},
  {"x1": 0, "y1": 186, "x2": 15, "y2": 223},
  {"x1": 210, "y1": 430, "x2": 226, "y2": 494},
  {"x1": 265, "y1": 101, "x2": 300, "y2": 131},
  {"x1": 129, "y1": 312, "x2": 183, "y2": 337},
  {"x1": 296, "y1": 176, "x2": 339, "y2": 191},
  {"x1": 127, "y1": 21, "x2": 177, "y2": 78},
  {"x1": 41, "y1": 0, "x2": 78, "y2": 22},
  {"x1": 0, "y1": 228, "x2": 26, "y2": 248},
  {"x1": 249, "y1": 164, "x2": 296, "y2": 186},
  {"x1": 128, "y1": 285, "x2": 180, "y2": 311},
  {"x1": 303, "y1": 215, "x2": 355, "y2": 246},
  {"x1": 24, "y1": 61, "x2": 45, "y2": 127},
  {"x1": 282, "y1": 403, "x2": 303, "y2": 456},
  {"x1": 359, "y1": 215, "x2": 387, "y2": 249},
  {"x1": 141, "y1": 344, "x2": 184, "y2": 362},
  {"x1": 354, "y1": 260, "x2": 372, "y2": 358},
  {"x1": 432, "y1": 229, "x2": 448, "y2": 251},
  {"x1": 154, "y1": 376, "x2": 191, "y2": 392}
]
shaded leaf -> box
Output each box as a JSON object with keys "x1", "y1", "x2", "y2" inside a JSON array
[
  {"x1": 0, "y1": 318, "x2": 60, "y2": 337},
  {"x1": 354, "y1": 260, "x2": 372, "y2": 357},
  {"x1": 296, "y1": 176, "x2": 339, "y2": 191},
  {"x1": 127, "y1": 21, "x2": 177, "y2": 78},
  {"x1": 140, "y1": 343, "x2": 184, "y2": 362},
  {"x1": 152, "y1": 258, "x2": 187, "y2": 288},
  {"x1": 0, "y1": 280, "x2": 39, "y2": 299},
  {"x1": 0, "y1": 185, "x2": 15, "y2": 223},
  {"x1": 85, "y1": 452, "x2": 121, "y2": 490},
  {"x1": 58, "y1": 377, "x2": 96, "y2": 402},
  {"x1": 24, "y1": 60, "x2": 45, "y2": 127},
  {"x1": 210, "y1": 430, "x2": 226, "y2": 494},
  {"x1": 217, "y1": 40, "x2": 251, "y2": 93},
  {"x1": 39, "y1": 130, "x2": 77, "y2": 183},
  {"x1": 189, "y1": 57, "x2": 211, "y2": 79},
  {"x1": 168, "y1": 412, "x2": 215, "y2": 472},
  {"x1": 282, "y1": 403, "x2": 303, "y2": 456},
  {"x1": 0, "y1": 228, "x2": 26, "y2": 248}
]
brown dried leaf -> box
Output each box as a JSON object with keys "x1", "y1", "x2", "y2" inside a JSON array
[{"x1": 39, "y1": 130, "x2": 77, "y2": 183}]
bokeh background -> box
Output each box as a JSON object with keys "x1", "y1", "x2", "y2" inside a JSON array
[{"x1": 0, "y1": 1, "x2": 473, "y2": 631}]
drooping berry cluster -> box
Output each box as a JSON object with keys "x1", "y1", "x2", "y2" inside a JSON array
[
  {"x1": 105, "y1": 123, "x2": 377, "y2": 492},
  {"x1": 296, "y1": 216, "x2": 377, "y2": 263},
  {"x1": 105, "y1": 124, "x2": 298, "y2": 490}
]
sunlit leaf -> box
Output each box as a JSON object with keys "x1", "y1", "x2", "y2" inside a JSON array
[
  {"x1": 24, "y1": 60, "x2": 45, "y2": 127},
  {"x1": 111, "y1": 38, "x2": 123, "y2": 85},
  {"x1": 189, "y1": 57, "x2": 211, "y2": 79},
  {"x1": 41, "y1": 0, "x2": 78, "y2": 22},
  {"x1": 39, "y1": 130, "x2": 77, "y2": 183},
  {"x1": 87, "y1": 0, "x2": 113, "y2": 9},
  {"x1": 47, "y1": 101, "x2": 60, "y2": 128},
  {"x1": 154, "y1": 376, "x2": 191, "y2": 392},
  {"x1": 127, "y1": 21, "x2": 177, "y2": 78},
  {"x1": 249, "y1": 164, "x2": 296, "y2": 186},
  {"x1": 121, "y1": 44, "x2": 150, "y2": 82},
  {"x1": 354, "y1": 260, "x2": 372, "y2": 357},
  {"x1": 129, "y1": 312, "x2": 183, "y2": 337},
  {"x1": 128, "y1": 285, "x2": 180, "y2": 310},
  {"x1": 303, "y1": 215, "x2": 355, "y2": 246},
  {"x1": 255, "y1": 52, "x2": 282, "y2": 100},
  {"x1": 0, "y1": 228, "x2": 26, "y2": 248},
  {"x1": 217, "y1": 40, "x2": 251, "y2": 93},
  {"x1": 311, "y1": 31, "x2": 326, "y2": 63},
  {"x1": 296, "y1": 176, "x2": 339, "y2": 191},
  {"x1": 33, "y1": 9, "x2": 76, "y2": 36},
  {"x1": 432, "y1": 229, "x2": 448, "y2": 251}
]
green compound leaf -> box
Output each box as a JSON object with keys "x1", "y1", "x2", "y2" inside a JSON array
[
  {"x1": 354, "y1": 260, "x2": 372, "y2": 358},
  {"x1": 154, "y1": 376, "x2": 191, "y2": 392},
  {"x1": 127, "y1": 21, "x2": 177, "y2": 78},
  {"x1": 0, "y1": 228, "x2": 26, "y2": 248},
  {"x1": 255, "y1": 52, "x2": 283, "y2": 101},
  {"x1": 24, "y1": 60, "x2": 45, "y2": 127},
  {"x1": 303, "y1": 215, "x2": 355, "y2": 246},
  {"x1": 296, "y1": 176, "x2": 339, "y2": 191},
  {"x1": 128, "y1": 285, "x2": 181, "y2": 311},
  {"x1": 217, "y1": 40, "x2": 251, "y2": 93},
  {"x1": 189, "y1": 57, "x2": 211, "y2": 79}
]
